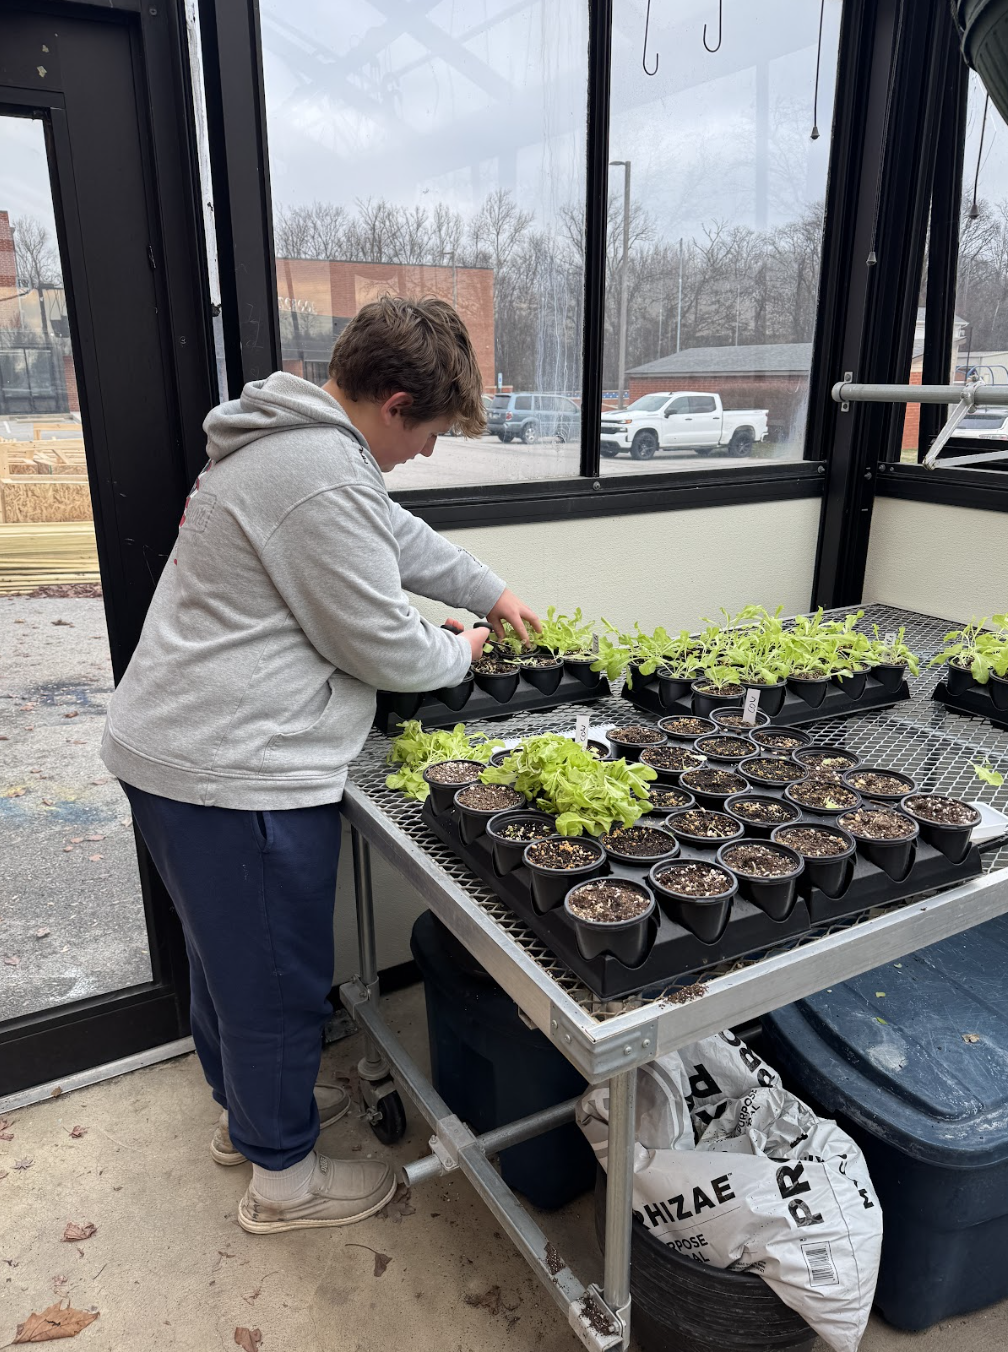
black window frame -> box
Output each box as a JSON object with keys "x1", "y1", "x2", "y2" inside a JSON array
[{"x1": 197, "y1": 0, "x2": 919, "y2": 530}]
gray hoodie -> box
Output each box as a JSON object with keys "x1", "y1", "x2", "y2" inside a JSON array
[{"x1": 100, "y1": 374, "x2": 504, "y2": 808}]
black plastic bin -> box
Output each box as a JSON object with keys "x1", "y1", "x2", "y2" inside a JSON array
[
  {"x1": 593, "y1": 1169, "x2": 815, "y2": 1352},
  {"x1": 410, "y1": 910, "x2": 596, "y2": 1210},
  {"x1": 762, "y1": 914, "x2": 1008, "y2": 1331}
]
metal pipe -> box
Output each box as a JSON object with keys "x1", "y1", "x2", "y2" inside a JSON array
[
  {"x1": 401, "y1": 1097, "x2": 581, "y2": 1189},
  {"x1": 602, "y1": 1070, "x2": 637, "y2": 1321},
  {"x1": 832, "y1": 379, "x2": 1008, "y2": 405},
  {"x1": 351, "y1": 828, "x2": 379, "y2": 988}
]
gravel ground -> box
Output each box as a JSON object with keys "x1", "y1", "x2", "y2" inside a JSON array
[{"x1": 0, "y1": 596, "x2": 151, "y2": 1021}]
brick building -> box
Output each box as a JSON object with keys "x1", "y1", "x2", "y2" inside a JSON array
[
  {"x1": 627, "y1": 342, "x2": 814, "y2": 443},
  {"x1": 275, "y1": 258, "x2": 495, "y2": 391}
]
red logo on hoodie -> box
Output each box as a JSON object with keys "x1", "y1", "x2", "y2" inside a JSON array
[{"x1": 174, "y1": 459, "x2": 213, "y2": 564}]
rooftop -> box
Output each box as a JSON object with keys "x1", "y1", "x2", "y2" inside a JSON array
[{"x1": 628, "y1": 342, "x2": 813, "y2": 378}]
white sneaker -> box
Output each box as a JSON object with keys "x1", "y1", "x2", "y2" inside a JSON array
[
  {"x1": 237, "y1": 1153, "x2": 397, "y2": 1233},
  {"x1": 210, "y1": 1081, "x2": 352, "y2": 1166}
]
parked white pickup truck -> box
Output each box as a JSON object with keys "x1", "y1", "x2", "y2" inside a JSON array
[{"x1": 599, "y1": 391, "x2": 770, "y2": 460}]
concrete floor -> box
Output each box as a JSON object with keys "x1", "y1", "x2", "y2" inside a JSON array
[
  {"x1": 0, "y1": 596, "x2": 151, "y2": 1022},
  {"x1": 3, "y1": 984, "x2": 1007, "y2": 1352}
]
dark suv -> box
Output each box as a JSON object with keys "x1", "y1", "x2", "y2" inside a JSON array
[{"x1": 487, "y1": 392, "x2": 581, "y2": 444}]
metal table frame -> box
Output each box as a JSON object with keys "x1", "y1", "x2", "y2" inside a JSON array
[{"x1": 338, "y1": 604, "x2": 1008, "y2": 1351}]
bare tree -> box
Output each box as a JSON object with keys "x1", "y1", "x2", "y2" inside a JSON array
[{"x1": 273, "y1": 201, "x2": 348, "y2": 259}]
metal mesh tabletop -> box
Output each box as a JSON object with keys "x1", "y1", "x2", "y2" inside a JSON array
[{"x1": 349, "y1": 604, "x2": 1008, "y2": 1023}]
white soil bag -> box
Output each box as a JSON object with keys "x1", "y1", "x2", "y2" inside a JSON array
[{"x1": 578, "y1": 1031, "x2": 882, "y2": 1352}]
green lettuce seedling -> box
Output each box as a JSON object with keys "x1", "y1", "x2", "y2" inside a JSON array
[
  {"x1": 867, "y1": 625, "x2": 920, "y2": 676},
  {"x1": 974, "y1": 759, "x2": 1005, "y2": 788},
  {"x1": 385, "y1": 720, "x2": 504, "y2": 800}
]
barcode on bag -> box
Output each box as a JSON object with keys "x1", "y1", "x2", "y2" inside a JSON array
[{"x1": 801, "y1": 1240, "x2": 839, "y2": 1287}]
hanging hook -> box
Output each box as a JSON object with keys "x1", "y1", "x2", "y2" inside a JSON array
[
  {"x1": 810, "y1": 0, "x2": 826, "y2": 139},
  {"x1": 969, "y1": 92, "x2": 991, "y2": 220},
  {"x1": 703, "y1": 0, "x2": 722, "y2": 53},
  {"x1": 642, "y1": 0, "x2": 659, "y2": 76}
]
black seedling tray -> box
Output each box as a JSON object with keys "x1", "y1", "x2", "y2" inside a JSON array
[
  {"x1": 621, "y1": 671, "x2": 909, "y2": 727},
  {"x1": 932, "y1": 680, "x2": 1008, "y2": 733},
  {"x1": 374, "y1": 670, "x2": 610, "y2": 736},
  {"x1": 420, "y1": 793, "x2": 982, "y2": 1000}
]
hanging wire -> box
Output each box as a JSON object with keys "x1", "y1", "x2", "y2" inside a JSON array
[
  {"x1": 811, "y1": 0, "x2": 826, "y2": 139},
  {"x1": 642, "y1": 0, "x2": 659, "y2": 75},
  {"x1": 969, "y1": 91, "x2": 991, "y2": 220},
  {"x1": 703, "y1": 0, "x2": 722, "y2": 53},
  {"x1": 866, "y1": 0, "x2": 906, "y2": 267}
]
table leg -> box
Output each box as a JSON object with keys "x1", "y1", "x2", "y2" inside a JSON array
[
  {"x1": 603, "y1": 1069, "x2": 636, "y2": 1347},
  {"x1": 350, "y1": 826, "x2": 388, "y2": 1081}
]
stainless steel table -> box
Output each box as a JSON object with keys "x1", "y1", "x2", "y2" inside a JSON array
[{"x1": 339, "y1": 604, "x2": 1008, "y2": 1352}]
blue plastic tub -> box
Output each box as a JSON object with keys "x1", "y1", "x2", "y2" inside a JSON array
[
  {"x1": 410, "y1": 910, "x2": 596, "y2": 1209},
  {"x1": 762, "y1": 915, "x2": 1008, "y2": 1330}
]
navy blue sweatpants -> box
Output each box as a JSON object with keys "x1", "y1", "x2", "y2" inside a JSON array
[{"x1": 122, "y1": 782, "x2": 341, "y2": 1169}]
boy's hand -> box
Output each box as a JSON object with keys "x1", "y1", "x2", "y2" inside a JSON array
[
  {"x1": 487, "y1": 589, "x2": 542, "y2": 647},
  {"x1": 461, "y1": 626, "x2": 491, "y2": 663}
]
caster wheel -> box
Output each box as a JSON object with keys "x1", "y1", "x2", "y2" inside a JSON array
[{"x1": 370, "y1": 1089, "x2": 407, "y2": 1144}]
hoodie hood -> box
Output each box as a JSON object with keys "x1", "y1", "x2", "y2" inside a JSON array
[{"x1": 202, "y1": 372, "x2": 371, "y2": 463}]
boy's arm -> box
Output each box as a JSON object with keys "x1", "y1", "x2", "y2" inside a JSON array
[
  {"x1": 260, "y1": 485, "x2": 479, "y2": 692},
  {"x1": 387, "y1": 498, "x2": 505, "y2": 618}
]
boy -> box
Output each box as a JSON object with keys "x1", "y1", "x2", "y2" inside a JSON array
[{"x1": 101, "y1": 296, "x2": 539, "y2": 1234}]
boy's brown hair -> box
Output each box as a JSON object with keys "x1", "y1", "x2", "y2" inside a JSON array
[{"x1": 328, "y1": 295, "x2": 486, "y2": 438}]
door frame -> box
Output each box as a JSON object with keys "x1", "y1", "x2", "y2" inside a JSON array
[{"x1": 1, "y1": 0, "x2": 216, "y2": 1095}]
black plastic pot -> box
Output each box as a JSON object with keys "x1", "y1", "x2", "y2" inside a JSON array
[
  {"x1": 690, "y1": 680, "x2": 746, "y2": 718},
  {"x1": 954, "y1": 2, "x2": 1008, "y2": 136},
  {"x1": 832, "y1": 667, "x2": 869, "y2": 700},
  {"x1": 841, "y1": 766, "x2": 916, "y2": 803},
  {"x1": 793, "y1": 746, "x2": 860, "y2": 776},
  {"x1": 711, "y1": 706, "x2": 770, "y2": 731},
  {"x1": 838, "y1": 808, "x2": 918, "y2": 881},
  {"x1": 607, "y1": 726, "x2": 668, "y2": 762},
  {"x1": 901, "y1": 794, "x2": 981, "y2": 865},
  {"x1": 435, "y1": 673, "x2": 474, "y2": 711},
  {"x1": 663, "y1": 807, "x2": 745, "y2": 851},
  {"x1": 787, "y1": 673, "x2": 829, "y2": 708},
  {"x1": 717, "y1": 841, "x2": 804, "y2": 922},
  {"x1": 723, "y1": 792, "x2": 801, "y2": 838},
  {"x1": 657, "y1": 714, "x2": 717, "y2": 743},
  {"x1": 679, "y1": 766, "x2": 748, "y2": 809},
  {"x1": 743, "y1": 678, "x2": 787, "y2": 717},
  {"x1": 657, "y1": 668, "x2": 694, "y2": 707},
  {"x1": 565, "y1": 654, "x2": 600, "y2": 689},
  {"x1": 523, "y1": 836, "x2": 607, "y2": 914},
  {"x1": 473, "y1": 662, "x2": 520, "y2": 703},
  {"x1": 600, "y1": 825, "x2": 679, "y2": 867},
  {"x1": 694, "y1": 734, "x2": 756, "y2": 764},
  {"x1": 643, "y1": 786, "x2": 696, "y2": 816},
  {"x1": 638, "y1": 746, "x2": 705, "y2": 785},
  {"x1": 872, "y1": 661, "x2": 908, "y2": 695},
  {"x1": 990, "y1": 671, "x2": 1008, "y2": 712},
  {"x1": 946, "y1": 659, "x2": 976, "y2": 697},
  {"x1": 454, "y1": 783, "x2": 525, "y2": 846},
  {"x1": 388, "y1": 690, "x2": 424, "y2": 720},
  {"x1": 739, "y1": 755, "x2": 808, "y2": 789},
  {"x1": 648, "y1": 860, "x2": 737, "y2": 943},
  {"x1": 771, "y1": 824, "x2": 856, "y2": 898},
  {"x1": 627, "y1": 658, "x2": 659, "y2": 690},
  {"x1": 488, "y1": 747, "x2": 512, "y2": 768},
  {"x1": 422, "y1": 759, "x2": 486, "y2": 816},
  {"x1": 784, "y1": 779, "x2": 862, "y2": 818},
  {"x1": 564, "y1": 880, "x2": 656, "y2": 965},
  {"x1": 750, "y1": 726, "x2": 812, "y2": 753},
  {"x1": 485, "y1": 810, "x2": 557, "y2": 875},
  {"x1": 586, "y1": 739, "x2": 612, "y2": 761},
  {"x1": 518, "y1": 653, "x2": 563, "y2": 695}
]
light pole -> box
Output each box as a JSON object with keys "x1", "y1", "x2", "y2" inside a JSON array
[{"x1": 610, "y1": 159, "x2": 630, "y2": 408}]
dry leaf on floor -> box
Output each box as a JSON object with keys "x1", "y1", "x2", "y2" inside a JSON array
[
  {"x1": 35, "y1": 929, "x2": 50, "y2": 940},
  {"x1": 14, "y1": 1159, "x2": 33, "y2": 1171},
  {"x1": 68, "y1": 1127, "x2": 86, "y2": 1140},
  {"x1": 87, "y1": 856, "x2": 102, "y2": 864},
  {"x1": 84, "y1": 835, "x2": 104, "y2": 843},
  {"x1": 0, "y1": 1171, "x2": 7, "y2": 1182},
  {"x1": 62, "y1": 1223, "x2": 97, "y2": 1243},
  {"x1": 233, "y1": 1329, "x2": 262, "y2": 1351},
  {"x1": 377, "y1": 1185, "x2": 415, "y2": 1224},
  {"x1": 19, "y1": 704, "x2": 34, "y2": 712},
  {"x1": 50, "y1": 1088, "x2": 62, "y2": 1098},
  {"x1": 69, "y1": 838, "x2": 83, "y2": 845},
  {"x1": 3, "y1": 957, "x2": 20, "y2": 968},
  {"x1": 51, "y1": 620, "x2": 73, "y2": 627},
  {"x1": 12, "y1": 1300, "x2": 99, "y2": 1343},
  {"x1": 4, "y1": 788, "x2": 26, "y2": 798},
  {"x1": 62, "y1": 712, "x2": 79, "y2": 720},
  {"x1": 345, "y1": 1243, "x2": 391, "y2": 1278}
]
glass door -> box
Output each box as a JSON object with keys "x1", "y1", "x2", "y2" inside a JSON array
[{"x1": 0, "y1": 4, "x2": 216, "y2": 1096}]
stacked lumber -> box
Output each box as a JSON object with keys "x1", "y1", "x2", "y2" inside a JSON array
[
  {"x1": 0, "y1": 477, "x2": 93, "y2": 523},
  {"x1": 0, "y1": 522, "x2": 100, "y2": 594}
]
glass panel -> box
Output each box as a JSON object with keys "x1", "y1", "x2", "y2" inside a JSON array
[
  {"x1": 601, "y1": 1, "x2": 842, "y2": 474},
  {"x1": 908, "y1": 71, "x2": 1008, "y2": 468},
  {"x1": 260, "y1": 0, "x2": 590, "y2": 491},
  {"x1": 0, "y1": 115, "x2": 153, "y2": 1021}
]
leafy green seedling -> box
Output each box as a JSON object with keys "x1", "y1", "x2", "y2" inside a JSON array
[{"x1": 974, "y1": 759, "x2": 1005, "y2": 788}]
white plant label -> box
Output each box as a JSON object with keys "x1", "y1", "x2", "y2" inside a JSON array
[
  {"x1": 741, "y1": 688, "x2": 761, "y2": 725},
  {"x1": 574, "y1": 713, "x2": 591, "y2": 747}
]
